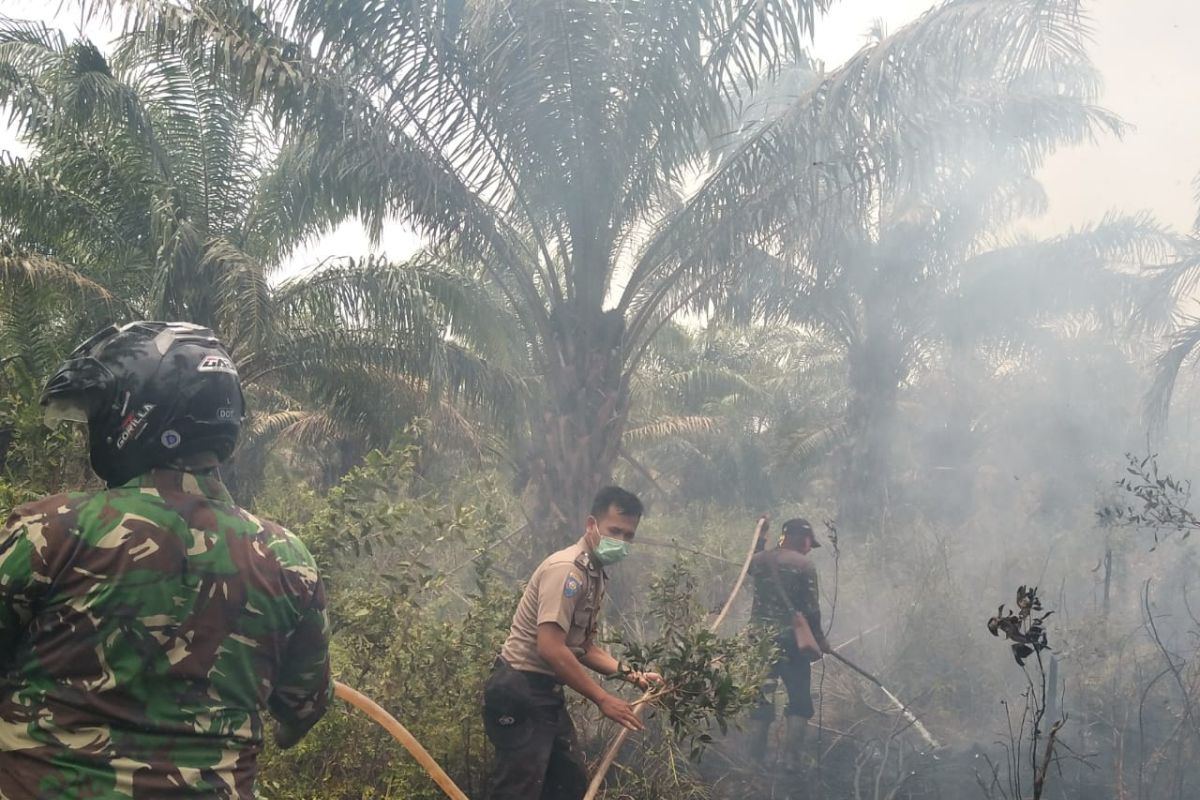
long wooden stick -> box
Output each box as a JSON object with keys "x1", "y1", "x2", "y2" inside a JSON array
[
  {"x1": 582, "y1": 516, "x2": 768, "y2": 800},
  {"x1": 334, "y1": 681, "x2": 470, "y2": 800},
  {"x1": 710, "y1": 516, "x2": 769, "y2": 632}
]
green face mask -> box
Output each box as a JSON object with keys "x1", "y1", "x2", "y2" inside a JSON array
[{"x1": 594, "y1": 535, "x2": 631, "y2": 566}]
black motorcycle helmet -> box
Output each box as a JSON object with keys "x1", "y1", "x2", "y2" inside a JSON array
[{"x1": 40, "y1": 321, "x2": 245, "y2": 487}]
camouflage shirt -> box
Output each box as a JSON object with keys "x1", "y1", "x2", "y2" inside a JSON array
[
  {"x1": 748, "y1": 546, "x2": 826, "y2": 647},
  {"x1": 0, "y1": 468, "x2": 332, "y2": 799}
]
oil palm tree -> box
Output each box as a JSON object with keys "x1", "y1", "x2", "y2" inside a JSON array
[
  {"x1": 89, "y1": 0, "x2": 1132, "y2": 543},
  {"x1": 708, "y1": 21, "x2": 1172, "y2": 536},
  {"x1": 620, "y1": 322, "x2": 846, "y2": 509},
  {"x1": 0, "y1": 16, "x2": 520, "y2": 493}
]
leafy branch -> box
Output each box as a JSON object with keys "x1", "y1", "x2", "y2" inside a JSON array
[
  {"x1": 612, "y1": 560, "x2": 775, "y2": 761},
  {"x1": 1098, "y1": 452, "x2": 1198, "y2": 548}
]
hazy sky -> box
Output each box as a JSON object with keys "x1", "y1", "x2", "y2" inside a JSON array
[
  {"x1": 815, "y1": 0, "x2": 1200, "y2": 238},
  {"x1": 2, "y1": 0, "x2": 1197, "y2": 273}
]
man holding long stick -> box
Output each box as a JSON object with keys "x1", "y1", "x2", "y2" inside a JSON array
[
  {"x1": 483, "y1": 486, "x2": 661, "y2": 800},
  {"x1": 746, "y1": 517, "x2": 831, "y2": 771}
]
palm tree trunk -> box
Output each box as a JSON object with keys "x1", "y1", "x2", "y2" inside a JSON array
[
  {"x1": 524, "y1": 306, "x2": 630, "y2": 549},
  {"x1": 838, "y1": 329, "x2": 902, "y2": 539}
]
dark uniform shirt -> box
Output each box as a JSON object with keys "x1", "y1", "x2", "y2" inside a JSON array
[
  {"x1": 0, "y1": 468, "x2": 332, "y2": 799},
  {"x1": 749, "y1": 546, "x2": 827, "y2": 647}
]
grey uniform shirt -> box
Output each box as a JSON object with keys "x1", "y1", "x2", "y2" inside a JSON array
[{"x1": 499, "y1": 539, "x2": 607, "y2": 676}]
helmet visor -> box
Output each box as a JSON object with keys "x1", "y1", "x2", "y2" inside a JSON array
[{"x1": 43, "y1": 398, "x2": 90, "y2": 429}]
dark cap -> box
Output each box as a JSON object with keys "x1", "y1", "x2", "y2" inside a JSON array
[{"x1": 781, "y1": 518, "x2": 820, "y2": 547}]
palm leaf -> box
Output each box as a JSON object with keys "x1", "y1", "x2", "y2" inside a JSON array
[
  {"x1": 0, "y1": 250, "x2": 116, "y2": 301},
  {"x1": 623, "y1": 415, "x2": 721, "y2": 444}
]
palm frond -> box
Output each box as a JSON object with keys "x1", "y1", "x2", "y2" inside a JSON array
[
  {"x1": 645, "y1": 366, "x2": 760, "y2": 408},
  {"x1": 247, "y1": 409, "x2": 346, "y2": 451},
  {"x1": 1139, "y1": 235, "x2": 1200, "y2": 333},
  {"x1": 243, "y1": 408, "x2": 312, "y2": 442},
  {"x1": 623, "y1": 415, "x2": 721, "y2": 444},
  {"x1": 1146, "y1": 316, "x2": 1200, "y2": 435},
  {"x1": 622, "y1": 0, "x2": 1118, "y2": 353},
  {"x1": 0, "y1": 19, "x2": 159, "y2": 153},
  {"x1": 275, "y1": 254, "x2": 524, "y2": 367},
  {"x1": 203, "y1": 236, "x2": 273, "y2": 349},
  {"x1": 944, "y1": 212, "x2": 1175, "y2": 342},
  {"x1": 0, "y1": 250, "x2": 116, "y2": 301},
  {"x1": 110, "y1": 0, "x2": 552, "y2": 337},
  {"x1": 772, "y1": 421, "x2": 847, "y2": 467}
]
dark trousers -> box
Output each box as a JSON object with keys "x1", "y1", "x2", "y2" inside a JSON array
[
  {"x1": 483, "y1": 659, "x2": 588, "y2": 800},
  {"x1": 751, "y1": 633, "x2": 814, "y2": 722}
]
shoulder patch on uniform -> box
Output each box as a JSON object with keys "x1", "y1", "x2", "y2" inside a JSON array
[{"x1": 564, "y1": 574, "x2": 582, "y2": 598}]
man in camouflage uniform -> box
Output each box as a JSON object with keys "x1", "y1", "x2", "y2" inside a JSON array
[
  {"x1": 0, "y1": 321, "x2": 332, "y2": 799},
  {"x1": 747, "y1": 517, "x2": 831, "y2": 771},
  {"x1": 483, "y1": 486, "x2": 660, "y2": 800}
]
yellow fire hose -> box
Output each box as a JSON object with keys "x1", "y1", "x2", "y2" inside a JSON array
[
  {"x1": 329, "y1": 518, "x2": 769, "y2": 800},
  {"x1": 333, "y1": 681, "x2": 470, "y2": 800},
  {"x1": 334, "y1": 519, "x2": 936, "y2": 800}
]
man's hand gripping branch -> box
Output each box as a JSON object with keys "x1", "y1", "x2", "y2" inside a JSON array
[{"x1": 537, "y1": 622, "x2": 662, "y2": 731}]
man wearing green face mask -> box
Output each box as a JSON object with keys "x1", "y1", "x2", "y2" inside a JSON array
[{"x1": 483, "y1": 486, "x2": 661, "y2": 800}]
